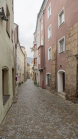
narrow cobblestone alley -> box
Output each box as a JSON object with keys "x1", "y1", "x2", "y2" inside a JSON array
[{"x1": 0, "y1": 79, "x2": 78, "y2": 139}]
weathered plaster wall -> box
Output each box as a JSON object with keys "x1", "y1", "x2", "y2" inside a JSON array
[
  {"x1": 51, "y1": 44, "x2": 57, "y2": 91},
  {"x1": 65, "y1": 22, "x2": 78, "y2": 99}
]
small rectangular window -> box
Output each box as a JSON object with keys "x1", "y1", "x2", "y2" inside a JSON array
[
  {"x1": 58, "y1": 8, "x2": 65, "y2": 27},
  {"x1": 48, "y1": 47, "x2": 52, "y2": 60},
  {"x1": 48, "y1": 3, "x2": 51, "y2": 19},
  {"x1": 48, "y1": 25, "x2": 51, "y2": 39},
  {"x1": 58, "y1": 36, "x2": 65, "y2": 54}
]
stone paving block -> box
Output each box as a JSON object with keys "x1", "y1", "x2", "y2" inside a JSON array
[{"x1": 0, "y1": 79, "x2": 78, "y2": 139}]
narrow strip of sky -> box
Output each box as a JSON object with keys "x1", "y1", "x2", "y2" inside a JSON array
[{"x1": 14, "y1": 0, "x2": 43, "y2": 57}]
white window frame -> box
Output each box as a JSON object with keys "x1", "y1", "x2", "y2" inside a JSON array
[
  {"x1": 46, "y1": 73, "x2": 51, "y2": 86},
  {"x1": 58, "y1": 36, "x2": 65, "y2": 54},
  {"x1": 39, "y1": 54, "x2": 40, "y2": 64},
  {"x1": 41, "y1": 20, "x2": 43, "y2": 31},
  {"x1": 41, "y1": 37, "x2": 43, "y2": 45},
  {"x1": 48, "y1": 3, "x2": 51, "y2": 19},
  {"x1": 48, "y1": 25, "x2": 51, "y2": 40},
  {"x1": 58, "y1": 7, "x2": 65, "y2": 28},
  {"x1": 48, "y1": 47, "x2": 52, "y2": 61}
]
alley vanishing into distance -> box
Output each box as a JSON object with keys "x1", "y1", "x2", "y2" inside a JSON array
[{"x1": 0, "y1": 79, "x2": 78, "y2": 139}]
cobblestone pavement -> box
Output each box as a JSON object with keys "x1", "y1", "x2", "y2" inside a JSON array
[{"x1": 0, "y1": 79, "x2": 78, "y2": 139}]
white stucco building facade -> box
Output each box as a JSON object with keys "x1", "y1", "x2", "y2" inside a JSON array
[{"x1": 0, "y1": 0, "x2": 15, "y2": 124}]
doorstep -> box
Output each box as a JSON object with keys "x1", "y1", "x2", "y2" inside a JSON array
[{"x1": 58, "y1": 92, "x2": 66, "y2": 99}]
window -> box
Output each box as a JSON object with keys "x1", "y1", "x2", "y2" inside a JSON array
[
  {"x1": 58, "y1": 8, "x2": 64, "y2": 27},
  {"x1": 48, "y1": 3, "x2": 51, "y2": 19},
  {"x1": 6, "y1": 5, "x2": 10, "y2": 37},
  {"x1": 41, "y1": 20, "x2": 43, "y2": 31},
  {"x1": 48, "y1": 47, "x2": 52, "y2": 60},
  {"x1": 48, "y1": 25, "x2": 51, "y2": 39},
  {"x1": 46, "y1": 74, "x2": 51, "y2": 87},
  {"x1": 34, "y1": 58, "x2": 37, "y2": 65},
  {"x1": 41, "y1": 37, "x2": 43, "y2": 45},
  {"x1": 58, "y1": 36, "x2": 65, "y2": 54},
  {"x1": 39, "y1": 54, "x2": 40, "y2": 64},
  {"x1": 35, "y1": 44, "x2": 37, "y2": 49}
]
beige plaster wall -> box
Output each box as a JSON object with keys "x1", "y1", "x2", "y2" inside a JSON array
[
  {"x1": 16, "y1": 44, "x2": 24, "y2": 86},
  {"x1": 0, "y1": 0, "x2": 14, "y2": 124}
]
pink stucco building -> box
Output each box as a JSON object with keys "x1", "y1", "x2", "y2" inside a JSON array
[{"x1": 34, "y1": 0, "x2": 78, "y2": 100}]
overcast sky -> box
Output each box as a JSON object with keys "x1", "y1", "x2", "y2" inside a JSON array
[{"x1": 14, "y1": 0, "x2": 43, "y2": 58}]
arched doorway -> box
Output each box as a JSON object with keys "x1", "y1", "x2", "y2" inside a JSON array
[{"x1": 58, "y1": 70, "x2": 65, "y2": 93}]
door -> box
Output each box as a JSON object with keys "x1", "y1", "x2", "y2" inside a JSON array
[
  {"x1": 63, "y1": 73, "x2": 65, "y2": 92},
  {"x1": 58, "y1": 72, "x2": 63, "y2": 92}
]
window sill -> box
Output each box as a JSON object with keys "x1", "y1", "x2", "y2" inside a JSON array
[
  {"x1": 48, "y1": 37, "x2": 51, "y2": 41},
  {"x1": 48, "y1": 59, "x2": 52, "y2": 61},
  {"x1": 59, "y1": 22, "x2": 64, "y2": 28},
  {"x1": 3, "y1": 95, "x2": 10, "y2": 105},
  {"x1": 59, "y1": 51, "x2": 65, "y2": 54},
  {"x1": 48, "y1": 15, "x2": 51, "y2": 20}
]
